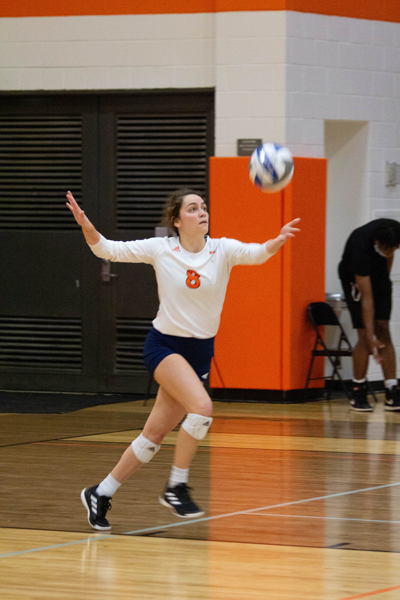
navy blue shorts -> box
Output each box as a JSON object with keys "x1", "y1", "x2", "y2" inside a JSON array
[{"x1": 143, "y1": 327, "x2": 215, "y2": 381}]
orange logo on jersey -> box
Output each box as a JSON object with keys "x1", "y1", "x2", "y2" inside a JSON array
[
  {"x1": 209, "y1": 250, "x2": 215, "y2": 254},
  {"x1": 172, "y1": 246, "x2": 180, "y2": 252},
  {"x1": 186, "y1": 270, "x2": 201, "y2": 289}
]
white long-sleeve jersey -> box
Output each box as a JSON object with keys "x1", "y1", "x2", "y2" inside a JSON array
[{"x1": 90, "y1": 234, "x2": 275, "y2": 338}]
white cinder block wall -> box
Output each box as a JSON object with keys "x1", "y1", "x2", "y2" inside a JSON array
[
  {"x1": 284, "y1": 11, "x2": 400, "y2": 381},
  {"x1": 1, "y1": 9, "x2": 399, "y2": 381},
  {"x1": 0, "y1": 14, "x2": 216, "y2": 90},
  {"x1": 215, "y1": 11, "x2": 287, "y2": 157}
]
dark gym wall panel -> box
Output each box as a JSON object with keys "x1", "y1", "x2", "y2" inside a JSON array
[{"x1": 0, "y1": 90, "x2": 214, "y2": 393}]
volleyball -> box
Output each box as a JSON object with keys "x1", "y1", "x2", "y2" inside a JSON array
[{"x1": 249, "y1": 143, "x2": 294, "y2": 193}]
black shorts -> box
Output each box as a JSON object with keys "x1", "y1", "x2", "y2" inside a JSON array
[
  {"x1": 341, "y1": 277, "x2": 392, "y2": 329},
  {"x1": 143, "y1": 327, "x2": 215, "y2": 381}
]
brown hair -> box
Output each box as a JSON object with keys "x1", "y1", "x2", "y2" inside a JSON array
[{"x1": 161, "y1": 188, "x2": 206, "y2": 235}]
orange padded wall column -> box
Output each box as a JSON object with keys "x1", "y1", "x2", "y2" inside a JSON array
[
  {"x1": 209, "y1": 156, "x2": 326, "y2": 392},
  {"x1": 281, "y1": 157, "x2": 327, "y2": 390},
  {"x1": 209, "y1": 157, "x2": 282, "y2": 389}
]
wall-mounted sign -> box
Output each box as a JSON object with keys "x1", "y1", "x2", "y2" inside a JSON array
[{"x1": 237, "y1": 138, "x2": 262, "y2": 157}]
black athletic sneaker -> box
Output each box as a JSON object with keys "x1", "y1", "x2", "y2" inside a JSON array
[
  {"x1": 81, "y1": 486, "x2": 112, "y2": 531},
  {"x1": 159, "y1": 483, "x2": 205, "y2": 518},
  {"x1": 385, "y1": 386, "x2": 400, "y2": 411},
  {"x1": 350, "y1": 383, "x2": 373, "y2": 412}
]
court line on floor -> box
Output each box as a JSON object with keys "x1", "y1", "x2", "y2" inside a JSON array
[
  {"x1": 339, "y1": 583, "x2": 400, "y2": 599},
  {"x1": 249, "y1": 513, "x2": 400, "y2": 525},
  {"x1": 2, "y1": 480, "x2": 400, "y2": 558},
  {"x1": 124, "y1": 480, "x2": 400, "y2": 535},
  {"x1": 0, "y1": 535, "x2": 112, "y2": 558},
  {"x1": 31, "y1": 442, "x2": 400, "y2": 463}
]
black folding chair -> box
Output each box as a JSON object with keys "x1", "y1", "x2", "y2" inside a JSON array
[{"x1": 305, "y1": 302, "x2": 377, "y2": 401}]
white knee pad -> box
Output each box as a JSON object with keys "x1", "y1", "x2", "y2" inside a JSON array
[
  {"x1": 131, "y1": 433, "x2": 160, "y2": 463},
  {"x1": 181, "y1": 413, "x2": 213, "y2": 441}
]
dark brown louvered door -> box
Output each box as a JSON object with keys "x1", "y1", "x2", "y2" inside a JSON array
[
  {"x1": 0, "y1": 96, "x2": 100, "y2": 392},
  {"x1": 96, "y1": 92, "x2": 214, "y2": 392},
  {"x1": 0, "y1": 91, "x2": 214, "y2": 394}
]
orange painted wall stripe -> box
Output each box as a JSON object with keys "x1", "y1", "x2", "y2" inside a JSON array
[{"x1": 1, "y1": 0, "x2": 399, "y2": 22}]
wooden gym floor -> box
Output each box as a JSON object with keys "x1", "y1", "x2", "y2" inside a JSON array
[{"x1": 2, "y1": 393, "x2": 400, "y2": 599}]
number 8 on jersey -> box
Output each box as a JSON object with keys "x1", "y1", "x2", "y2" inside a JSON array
[{"x1": 186, "y1": 270, "x2": 201, "y2": 289}]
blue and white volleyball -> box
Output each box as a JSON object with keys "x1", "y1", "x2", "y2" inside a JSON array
[{"x1": 249, "y1": 143, "x2": 294, "y2": 193}]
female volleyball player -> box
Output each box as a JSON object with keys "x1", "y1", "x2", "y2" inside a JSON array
[{"x1": 66, "y1": 188, "x2": 300, "y2": 531}]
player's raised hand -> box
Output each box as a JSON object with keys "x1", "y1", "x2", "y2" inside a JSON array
[
  {"x1": 280, "y1": 218, "x2": 301, "y2": 241},
  {"x1": 265, "y1": 218, "x2": 301, "y2": 255},
  {"x1": 66, "y1": 191, "x2": 89, "y2": 228},
  {"x1": 66, "y1": 191, "x2": 100, "y2": 245}
]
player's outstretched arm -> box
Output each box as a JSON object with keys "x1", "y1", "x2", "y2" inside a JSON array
[
  {"x1": 266, "y1": 218, "x2": 301, "y2": 254},
  {"x1": 66, "y1": 191, "x2": 100, "y2": 246}
]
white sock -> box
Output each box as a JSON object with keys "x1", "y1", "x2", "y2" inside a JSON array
[
  {"x1": 96, "y1": 473, "x2": 121, "y2": 498},
  {"x1": 353, "y1": 378, "x2": 366, "y2": 384},
  {"x1": 385, "y1": 379, "x2": 397, "y2": 390},
  {"x1": 168, "y1": 466, "x2": 189, "y2": 488}
]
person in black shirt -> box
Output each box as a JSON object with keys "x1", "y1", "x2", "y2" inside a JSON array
[{"x1": 339, "y1": 219, "x2": 400, "y2": 412}]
